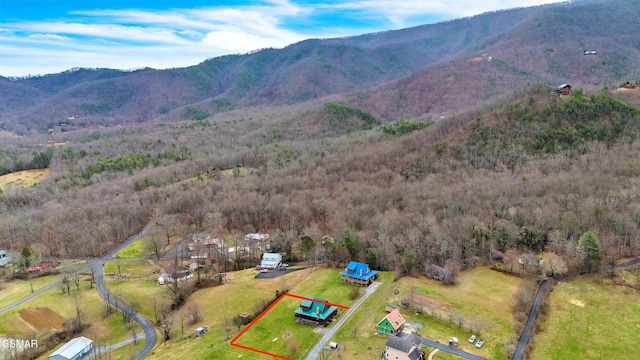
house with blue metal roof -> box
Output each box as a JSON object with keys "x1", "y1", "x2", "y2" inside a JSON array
[
  {"x1": 340, "y1": 261, "x2": 378, "y2": 286},
  {"x1": 294, "y1": 297, "x2": 338, "y2": 326}
]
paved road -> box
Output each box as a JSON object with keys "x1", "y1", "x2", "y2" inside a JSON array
[
  {"x1": 304, "y1": 281, "x2": 381, "y2": 360},
  {"x1": 0, "y1": 222, "x2": 156, "y2": 360},
  {"x1": 93, "y1": 332, "x2": 145, "y2": 356},
  {"x1": 94, "y1": 222, "x2": 157, "y2": 360},
  {"x1": 419, "y1": 337, "x2": 487, "y2": 360},
  {"x1": 0, "y1": 275, "x2": 68, "y2": 314},
  {"x1": 512, "y1": 256, "x2": 640, "y2": 360},
  {"x1": 511, "y1": 279, "x2": 549, "y2": 360}
]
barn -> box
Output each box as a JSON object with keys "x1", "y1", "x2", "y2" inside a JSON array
[{"x1": 48, "y1": 336, "x2": 93, "y2": 360}]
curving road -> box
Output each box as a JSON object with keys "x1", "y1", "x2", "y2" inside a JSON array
[
  {"x1": 94, "y1": 222, "x2": 156, "y2": 360},
  {"x1": 0, "y1": 222, "x2": 156, "y2": 359},
  {"x1": 95, "y1": 257, "x2": 157, "y2": 360}
]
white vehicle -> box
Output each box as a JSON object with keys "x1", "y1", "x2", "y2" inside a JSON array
[
  {"x1": 468, "y1": 335, "x2": 476, "y2": 343},
  {"x1": 475, "y1": 339, "x2": 484, "y2": 348},
  {"x1": 260, "y1": 269, "x2": 268, "y2": 273}
]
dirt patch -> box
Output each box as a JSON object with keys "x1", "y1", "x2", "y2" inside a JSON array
[
  {"x1": 570, "y1": 299, "x2": 585, "y2": 307},
  {"x1": 19, "y1": 307, "x2": 65, "y2": 330},
  {"x1": 412, "y1": 294, "x2": 454, "y2": 311}
]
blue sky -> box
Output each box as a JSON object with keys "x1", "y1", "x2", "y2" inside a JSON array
[{"x1": 0, "y1": 0, "x2": 564, "y2": 77}]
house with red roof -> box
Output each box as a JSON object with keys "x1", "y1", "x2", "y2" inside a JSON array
[{"x1": 377, "y1": 308, "x2": 406, "y2": 335}]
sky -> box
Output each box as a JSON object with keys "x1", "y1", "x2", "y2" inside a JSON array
[{"x1": 0, "y1": 0, "x2": 565, "y2": 77}]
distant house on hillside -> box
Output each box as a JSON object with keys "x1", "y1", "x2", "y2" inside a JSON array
[
  {"x1": 384, "y1": 334, "x2": 424, "y2": 360},
  {"x1": 0, "y1": 250, "x2": 12, "y2": 268},
  {"x1": 425, "y1": 264, "x2": 452, "y2": 282},
  {"x1": 48, "y1": 336, "x2": 93, "y2": 360},
  {"x1": 257, "y1": 253, "x2": 282, "y2": 270},
  {"x1": 294, "y1": 297, "x2": 338, "y2": 326},
  {"x1": 625, "y1": 81, "x2": 638, "y2": 89},
  {"x1": 340, "y1": 261, "x2": 378, "y2": 286},
  {"x1": 556, "y1": 84, "x2": 572, "y2": 96},
  {"x1": 377, "y1": 308, "x2": 406, "y2": 335}
]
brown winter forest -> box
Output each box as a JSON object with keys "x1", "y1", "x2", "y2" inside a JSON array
[{"x1": 2, "y1": 0, "x2": 640, "y2": 280}]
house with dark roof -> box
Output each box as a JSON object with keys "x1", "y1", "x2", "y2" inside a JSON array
[
  {"x1": 384, "y1": 334, "x2": 424, "y2": 360},
  {"x1": 556, "y1": 84, "x2": 572, "y2": 95},
  {"x1": 377, "y1": 308, "x2": 406, "y2": 335},
  {"x1": 48, "y1": 336, "x2": 93, "y2": 360},
  {"x1": 340, "y1": 261, "x2": 378, "y2": 286},
  {"x1": 294, "y1": 297, "x2": 338, "y2": 326}
]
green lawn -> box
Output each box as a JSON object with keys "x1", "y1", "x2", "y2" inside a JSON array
[
  {"x1": 329, "y1": 267, "x2": 521, "y2": 360},
  {"x1": 0, "y1": 275, "x2": 61, "y2": 309},
  {"x1": 112, "y1": 239, "x2": 149, "y2": 259},
  {"x1": 103, "y1": 260, "x2": 159, "y2": 278},
  {"x1": 530, "y1": 279, "x2": 640, "y2": 359},
  {"x1": 141, "y1": 266, "x2": 521, "y2": 360},
  {"x1": 235, "y1": 295, "x2": 335, "y2": 358}
]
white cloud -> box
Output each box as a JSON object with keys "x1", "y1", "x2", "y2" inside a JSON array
[{"x1": 0, "y1": 0, "x2": 565, "y2": 76}]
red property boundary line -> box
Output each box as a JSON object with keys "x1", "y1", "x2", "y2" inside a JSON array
[{"x1": 230, "y1": 293, "x2": 350, "y2": 360}]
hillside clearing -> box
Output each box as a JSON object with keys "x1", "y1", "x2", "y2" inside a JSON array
[{"x1": 0, "y1": 168, "x2": 49, "y2": 190}]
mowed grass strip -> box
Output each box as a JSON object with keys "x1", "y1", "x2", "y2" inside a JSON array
[{"x1": 531, "y1": 279, "x2": 640, "y2": 360}]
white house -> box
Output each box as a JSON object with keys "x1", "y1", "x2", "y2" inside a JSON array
[
  {"x1": 48, "y1": 336, "x2": 93, "y2": 360},
  {"x1": 257, "y1": 253, "x2": 282, "y2": 270}
]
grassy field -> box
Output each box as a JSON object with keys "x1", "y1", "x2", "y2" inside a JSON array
[
  {"x1": 0, "y1": 275, "x2": 61, "y2": 309},
  {"x1": 141, "y1": 265, "x2": 521, "y2": 360},
  {"x1": 0, "y1": 168, "x2": 49, "y2": 190},
  {"x1": 530, "y1": 278, "x2": 640, "y2": 359},
  {"x1": 145, "y1": 267, "x2": 347, "y2": 360},
  {"x1": 103, "y1": 260, "x2": 159, "y2": 278},
  {"x1": 112, "y1": 239, "x2": 150, "y2": 259},
  {"x1": 329, "y1": 266, "x2": 522, "y2": 360},
  {"x1": 0, "y1": 272, "x2": 143, "y2": 360}
]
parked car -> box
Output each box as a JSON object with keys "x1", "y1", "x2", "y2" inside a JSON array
[
  {"x1": 260, "y1": 269, "x2": 268, "y2": 273},
  {"x1": 468, "y1": 335, "x2": 476, "y2": 343},
  {"x1": 475, "y1": 339, "x2": 484, "y2": 348}
]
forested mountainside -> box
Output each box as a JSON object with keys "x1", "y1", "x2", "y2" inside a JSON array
[
  {"x1": 2, "y1": 0, "x2": 639, "y2": 135},
  {"x1": 2, "y1": 84, "x2": 640, "y2": 279}
]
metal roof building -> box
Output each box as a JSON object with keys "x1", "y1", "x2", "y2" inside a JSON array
[
  {"x1": 340, "y1": 261, "x2": 378, "y2": 286},
  {"x1": 257, "y1": 253, "x2": 282, "y2": 270},
  {"x1": 48, "y1": 336, "x2": 93, "y2": 360}
]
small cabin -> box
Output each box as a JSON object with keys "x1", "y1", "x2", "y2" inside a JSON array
[{"x1": 556, "y1": 84, "x2": 572, "y2": 96}]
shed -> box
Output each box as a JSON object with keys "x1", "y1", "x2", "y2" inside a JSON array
[
  {"x1": 48, "y1": 336, "x2": 93, "y2": 360},
  {"x1": 195, "y1": 326, "x2": 208, "y2": 336},
  {"x1": 329, "y1": 342, "x2": 338, "y2": 350},
  {"x1": 386, "y1": 304, "x2": 399, "y2": 313}
]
